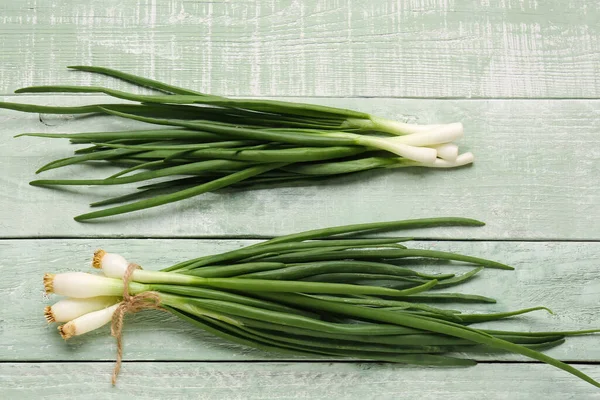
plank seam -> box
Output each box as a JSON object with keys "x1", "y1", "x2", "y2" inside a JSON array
[
  {"x1": 2, "y1": 94, "x2": 600, "y2": 101},
  {"x1": 1, "y1": 360, "x2": 599, "y2": 365},
  {"x1": 0, "y1": 237, "x2": 599, "y2": 242}
]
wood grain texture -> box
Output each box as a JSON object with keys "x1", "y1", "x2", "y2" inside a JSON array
[
  {"x1": 1, "y1": 96, "x2": 598, "y2": 239},
  {"x1": 2, "y1": 0, "x2": 600, "y2": 396},
  {"x1": 1, "y1": 362, "x2": 599, "y2": 399},
  {"x1": 1, "y1": 0, "x2": 599, "y2": 98},
  {"x1": 1, "y1": 239, "x2": 598, "y2": 362}
]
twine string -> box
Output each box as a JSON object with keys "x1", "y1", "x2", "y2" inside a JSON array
[{"x1": 110, "y1": 263, "x2": 163, "y2": 385}]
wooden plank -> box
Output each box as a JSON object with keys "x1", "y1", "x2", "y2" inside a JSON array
[
  {"x1": 0, "y1": 0, "x2": 599, "y2": 98},
  {"x1": 0, "y1": 96, "x2": 598, "y2": 239},
  {"x1": 1, "y1": 239, "x2": 599, "y2": 362},
  {"x1": 1, "y1": 362, "x2": 599, "y2": 399}
]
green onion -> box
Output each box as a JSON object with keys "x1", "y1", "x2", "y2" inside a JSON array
[
  {"x1": 43, "y1": 219, "x2": 600, "y2": 387},
  {"x1": 4, "y1": 65, "x2": 475, "y2": 221}
]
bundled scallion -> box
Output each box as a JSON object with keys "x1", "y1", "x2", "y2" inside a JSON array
[
  {"x1": 42, "y1": 218, "x2": 600, "y2": 388},
  {"x1": 3, "y1": 66, "x2": 474, "y2": 221}
]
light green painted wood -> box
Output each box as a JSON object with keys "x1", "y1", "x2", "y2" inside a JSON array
[
  {"x1": 1, "y1": 96, "x2": 598, "y2": 239},
  {"x1": 1, "y1": 239, "x2": 598, "y2": 362},
  {"x1": 1, "y1": 0, "x2": 599, "y2": 397},
  {"x1": 1, "y1": 362, "x2": 599, "y2": 399},
  {"x1": 0, "y1": 1, "x2": 599, "y2": 98}
]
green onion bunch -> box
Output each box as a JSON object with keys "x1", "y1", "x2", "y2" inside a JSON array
[
  {"x1": 42, "y1": 218, "x2": 600, "y2": 387},
  {"x1": 3, "y1": 66, "x2": 473, "y2": 221}
]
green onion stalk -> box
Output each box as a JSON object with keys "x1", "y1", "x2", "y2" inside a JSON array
[
  {"x1": 3, "y1": 66, "x2": 474, "y2": 221},
  {"x1": 42, "y1": 218, "x2": 600, "y2": 387}
]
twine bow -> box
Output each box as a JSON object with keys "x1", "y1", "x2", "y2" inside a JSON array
[{"x1": 110, "y1": 263, "x2": 163, "y2": 385}]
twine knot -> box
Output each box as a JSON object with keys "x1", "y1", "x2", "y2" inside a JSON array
[{"x1": 111, "y1": 262, "x2": 163, "y2": 385}]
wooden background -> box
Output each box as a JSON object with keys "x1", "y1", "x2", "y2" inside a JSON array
[{"x1": 0, "y1": 0, "x2": 599, "y2": 398}]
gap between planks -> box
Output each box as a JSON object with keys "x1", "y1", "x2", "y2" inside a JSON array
[
  {"x1": 1, "y1": 236, "x2": 600, "y2": 242},
  {"x1": 2, "y1": 94, "x2": 600, "y2": 101},
  {"x1": 1, "y1": 360, "x2": 600, "y2": 365}
]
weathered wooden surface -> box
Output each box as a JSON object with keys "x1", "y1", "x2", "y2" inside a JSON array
[
  {"x1": 1, "y1": 0, "x2": 599, "y2": 397},
  {"x1": 1, "y1": 96, "x2": 598, "y2": 240},
  {"x1": 1, "y1": 239, "x2": 598, "y2": 362},
  {"x1": 0, "y1": 1, "x2": 599, "y2": 98},
  {"x1": 1, "y1": 362, "x2": 599, "y2": 399}
]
